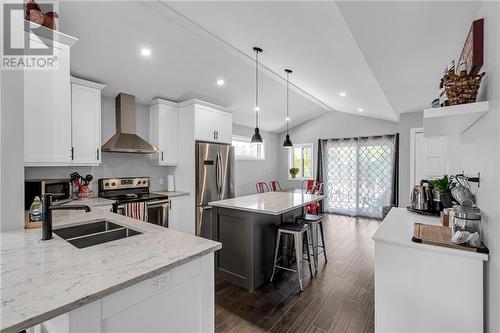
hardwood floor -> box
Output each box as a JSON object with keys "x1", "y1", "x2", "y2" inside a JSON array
[{"x1": 214, "y1": 214, "x2": 380, "y2": 333}]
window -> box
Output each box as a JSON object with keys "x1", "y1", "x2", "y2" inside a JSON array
[
  {"x1": 288, "y1": 143, "x2": 313, "y2": 179},
  {"x1": 232, "y1": 135, "x2": 265, "y2": 160},
  {"x1": 321, "y1": 135, "x2": 397, "y2": 219}
]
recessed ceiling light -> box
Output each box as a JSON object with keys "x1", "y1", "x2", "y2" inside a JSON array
[
  {"x1": 339, "y1": 92, "x2": 347, "y2": 97},
  {"x1": 141, "y1": 48, "x2": 151, "y2": 57},
  {"x1": 254, "y1": 106, "x2": 260, "y2": 112},
  {"x1": 358, "y1": 108, "x2": 364, "y2": 112},
  {"x1": 217, "y1": 79, "x2": 225, "y2": 86}
]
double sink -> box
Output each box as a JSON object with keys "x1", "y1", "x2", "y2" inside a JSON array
[{"x1": 54, "y1": 220, "x2": 142, "y2": 249}]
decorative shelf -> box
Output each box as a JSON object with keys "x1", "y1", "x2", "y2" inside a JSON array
[{"x1": 423, "y1": 101, "x2": 489, "y2": 137}]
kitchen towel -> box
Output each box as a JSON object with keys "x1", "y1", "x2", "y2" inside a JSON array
[
  {"x1": 124, "y1": 202, "x2": 148, "y2": 221},
  {"x1": 167, "y1": 175, "x2": 175, "y2": 192}
]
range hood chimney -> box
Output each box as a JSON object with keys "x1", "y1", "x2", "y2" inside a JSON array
[{"x1": 101, "y1": 93, "x2": 158, "y2": 154}]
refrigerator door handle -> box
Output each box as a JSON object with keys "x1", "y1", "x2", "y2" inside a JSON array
[
  {"x1": 217, "y1": 153, "x2": 223, "y2": 197},
  {"x1": 215, "y1": 153, "x2": 220, "y2": 196}
]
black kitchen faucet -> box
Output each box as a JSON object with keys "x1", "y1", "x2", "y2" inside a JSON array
[{"x1": 41, "y1": 193, "x2": 91, "y2": 241}]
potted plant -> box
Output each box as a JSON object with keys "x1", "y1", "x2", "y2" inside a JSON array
[
  {"x1": 430, "y1": 175, "x2": 454, "y2": 208},
  {"x1": 289, "y1": 168, "x2": 300, "y2": 179}
]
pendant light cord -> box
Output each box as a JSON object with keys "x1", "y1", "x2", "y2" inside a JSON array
[
  {"x1": 255, "y1": 49, "x2": 259, "y2": 128},
  {"x1": 286, "y1": 70, "x2": 290, "y2": 135}
]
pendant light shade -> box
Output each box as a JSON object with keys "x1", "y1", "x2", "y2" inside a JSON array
[
  {"x1": 283, "y1": 69, "x2": 293, "y2": 148},
  {"x1": 251, "y1": 47, "x2": 263, "y2": 144}
]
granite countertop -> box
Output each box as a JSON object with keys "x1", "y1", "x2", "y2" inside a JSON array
[
  {"x1": 1, "y1": 211, "x2": 221, "y2": 333},
  {"x1": 152, "y1": 190, "x2": 190, "y2": 198},
  {"x1": 373, "y1": 207, "x2": 488, "y2": 261},
  {"x1": 209, "y1": 191, "x2": 326, "y2": 215}
]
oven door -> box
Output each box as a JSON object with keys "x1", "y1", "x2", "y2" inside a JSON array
[{"x1": 147, "y1": 200, "x2": 171, "y2": 227}]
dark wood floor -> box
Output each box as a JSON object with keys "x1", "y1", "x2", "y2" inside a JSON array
[{"x1": 214, "y1": 214, "x2": 380, "y2": 333}]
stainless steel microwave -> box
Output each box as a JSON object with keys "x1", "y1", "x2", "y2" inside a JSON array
[{"x1": 25, "y1": 179, "x2": 72, "y2": 209}]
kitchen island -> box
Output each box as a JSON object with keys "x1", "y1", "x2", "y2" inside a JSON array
[
  {"x1": 209, "y1": 191, "x2": 325, "y2": 290},
  {"x1": 373, "y1": 208, "x2": 488, "y2": 333},
  {"x1": 1, "y1": 210, "x2": 221, "y2": 333}
]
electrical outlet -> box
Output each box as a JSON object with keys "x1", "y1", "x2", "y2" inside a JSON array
[{"x1": 150, "y1": 272, "x2": 170, "y2": 293}]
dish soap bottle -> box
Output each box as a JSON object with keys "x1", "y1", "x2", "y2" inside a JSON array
[{"x1": 29, "y1": 196, "x2": 43, "y2": 222}]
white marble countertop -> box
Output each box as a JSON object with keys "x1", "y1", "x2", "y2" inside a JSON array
[
  {"x1": 152, "y1": 190, "x2": 190, "y2": 198},
  {"x1": 209, "y1": 191, "x2": 326, "y2": 215},
  {"x1": 62, "y1": 197, "x2": 115, "y2": 207},
  {"x1": 0, "y1": 211, "x2": 221, "y2": 333},
  {"x1": 373, "y1": 207, "x2": 488, "y2": 261}
]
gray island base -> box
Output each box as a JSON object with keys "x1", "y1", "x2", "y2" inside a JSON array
[{"x1": 209, "y1": 191, "x2": 326, "y2": 291}]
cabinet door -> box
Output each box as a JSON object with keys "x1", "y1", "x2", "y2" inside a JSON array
[
  {"x1": 169, "y1": 196, "x2": 189, "y2": 233},
  {"x1": 194, "y1": 105, "x2": 217, "y2": 142},
  {"x1": 216, "y1": 112, "x2": 233, "y2": 144},
  {"x1": 159, "y1": 106, "x2": 179, "y2": 165},
  {"x1": 71, "y1": 83, "x2": 101, "y2": 165},
  {"x1": 24, "y1": 39, "x2": 71, "y2": 165}
]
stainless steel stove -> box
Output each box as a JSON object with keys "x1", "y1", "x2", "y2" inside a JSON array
[{"x1": 99, "y1": 177, "x2": 170, "y2": 227}]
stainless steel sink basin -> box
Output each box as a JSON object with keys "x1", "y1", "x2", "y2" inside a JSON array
[{"x1": 54, "y1": 220, "x2": 142, "y2": 249}]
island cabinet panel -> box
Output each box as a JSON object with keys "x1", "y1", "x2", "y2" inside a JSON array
[
  {"x1": 33, "y1": 254, "x2": 214, "y2": 333},
  {"x1": 212, "y1": 207, "x2": 302, "y2": 291}
]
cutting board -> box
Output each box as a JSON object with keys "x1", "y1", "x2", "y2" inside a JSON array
[{"x1": 412, "y1": 223, "x2": 489, "y2": 254}]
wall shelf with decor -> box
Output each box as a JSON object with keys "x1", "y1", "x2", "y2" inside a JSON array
[{"x1": 423, "y1": 101, "x2": 489, "y2": 137}]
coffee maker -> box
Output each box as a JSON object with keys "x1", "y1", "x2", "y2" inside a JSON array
[{"x1": 409, "y1": 180, "x2": 440, "y2": 215}]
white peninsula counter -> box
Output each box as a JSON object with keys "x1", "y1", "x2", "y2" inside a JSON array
[
  {"x1": 373, "y1": 208, "x2": 488, "y2": 333},
  {"x1": 209, "y1": 191, "x2": 325, "y2": 290},
  {"x1": 1, "y1": 210, "x2": 221, "y2": 333}
]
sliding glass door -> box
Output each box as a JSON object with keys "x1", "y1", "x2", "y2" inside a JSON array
[{"x1": 322, "y1": 135, "x2": 397, "y2": 219}]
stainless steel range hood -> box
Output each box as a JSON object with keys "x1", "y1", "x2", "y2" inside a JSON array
[{"x1": 101, "y1": 93, "x2": 159, "y2": 154}]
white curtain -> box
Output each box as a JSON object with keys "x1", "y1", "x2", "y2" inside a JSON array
[{"x1": 322, "y1": 135, "x2": 397, "y2": 219}]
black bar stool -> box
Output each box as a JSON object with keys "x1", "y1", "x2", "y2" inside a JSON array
[
  {"x1": 296, "y1": 214, "x2": 327, "y2": 273},
  {"x1": 270, "y1": 222, "x2": 313, "y2": 291}
]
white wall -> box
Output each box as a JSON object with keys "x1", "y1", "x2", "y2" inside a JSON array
[
  {"x1": 232, "y1": 124, "x2": 280, "y2": 196},
  {"x1": 459, "y1": 3, "x2": 500, "y2": 332},
  {"x1": 278, "y1": 111, "x2": 399, "y2": 190},
  {"x1": 398, "y1": 111, "x2": 423, "y2": 207},
  {"x1": 25, "y1": 96, "x2": 175, "y2": 193}
]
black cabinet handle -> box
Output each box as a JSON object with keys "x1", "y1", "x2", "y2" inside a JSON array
[
  {"x1": 96, "y1": 148, "x2": 100, "y2": 160},
  {"x1": 71, "y1": 147, "x2": 74, "y2": 160},
  {"x1": 161, "y1": 151, "x2": 164, "y2": 161}
]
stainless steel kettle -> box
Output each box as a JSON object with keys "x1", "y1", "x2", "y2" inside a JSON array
[{"x1": 410, "y1": 185, "x2": 428, "y2": 211}]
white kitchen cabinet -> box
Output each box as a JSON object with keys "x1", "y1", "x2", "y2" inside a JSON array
[
  {"x1": 24, "y1": 31, "x2": 77, "y2": 166},
  {"x1": 32, "y1": 254, "x2": 214, "y2": 333},
  {"x1": 150, "y1": 99, "x2": 179, "y2": 166},
  {"x1": 71, "y1": 77, "x2": 105, "y2": 166},
  {"x1": 194, "y1": 104, "x2": 232, "y2": 144},
  {"x1": 169, "y1": 195, "x2": 191, "y2": 234}
]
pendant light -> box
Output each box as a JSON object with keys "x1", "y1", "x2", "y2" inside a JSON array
[
  {"x1": 251, "y1": 47, "x2": 263, "y2": 144},
  {"x1": 283, "y1": 69, "x2": 293, "y2": 148}
]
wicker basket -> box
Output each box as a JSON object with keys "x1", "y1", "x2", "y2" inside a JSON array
[{"x1": 444, "y1": 72, "x2": 485, "y2": 105}]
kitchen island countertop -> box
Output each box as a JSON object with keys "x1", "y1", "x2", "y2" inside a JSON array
[
  {"x1": 0, "y1": 210, "x2": 221, "y2": 333},
  {"x1": 209, "y1": 191, "x2": 325, "y2": 215}
]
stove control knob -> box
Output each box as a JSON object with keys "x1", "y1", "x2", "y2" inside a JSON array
[
  {"x1": 111, "y1": 182, "x2": 116, "y2": 186},
  {"x1": 143, "y1": 180, "x2": 147, "y2": 184},
  {"x1": 105, "y1": 182, "x2": 109, "y2": 187},
  {"x1": 137, "y1": 181, "x2": 141, "y2": 185}
]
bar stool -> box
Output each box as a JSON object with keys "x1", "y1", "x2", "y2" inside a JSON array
[
  {"x1": 270, "y1": 222, "x2": 313, "y2": 291},
  {"x1": 296, "y1": 214, "x2": 327, "y2": 273}
]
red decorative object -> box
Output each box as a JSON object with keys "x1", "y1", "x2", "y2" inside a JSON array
[
  {"x1": 24, "y1": 0, "x2": 59, "y2": 30},
  {"x1": 459, "y1": 19, "x2": 484, "y2": 76}
]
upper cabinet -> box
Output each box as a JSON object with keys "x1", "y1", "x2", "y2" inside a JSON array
[
  {"x1": 24, "y1": 28, "x2": 77, "y2": 166},
  {"x1": 194, "y1": 104, "x2": 232, "y2": 144},
  {"x1": 70, "y1": 77, "x2": 105, "y2": 166},
  {"x1": 150, "y1": 99, "x2": 179, "y2": 166}
]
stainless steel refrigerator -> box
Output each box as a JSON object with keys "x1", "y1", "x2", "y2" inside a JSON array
[{"x1": 195, "y1": 142, "x2": 235, "y2": 239}]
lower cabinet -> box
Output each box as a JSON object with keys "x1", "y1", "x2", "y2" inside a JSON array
[
  {"x1": 30, "y1": 253, "x2": 214, "y2": 333},
  {"x1": 169, "y1": 196, "x2": 192, "y2": 234}
]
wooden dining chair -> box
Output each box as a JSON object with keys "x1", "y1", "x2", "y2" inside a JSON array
[
  {"x1": 256, "y1": 182, "x2": 270, "y2": 193},
  {"x1": 269, "y1": 180, "x2": 282, "y2": 192}
]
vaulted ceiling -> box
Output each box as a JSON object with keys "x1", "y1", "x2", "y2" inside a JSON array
[{"x1": 60, "y1": 1, "x2": 478, "y2": 132}]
